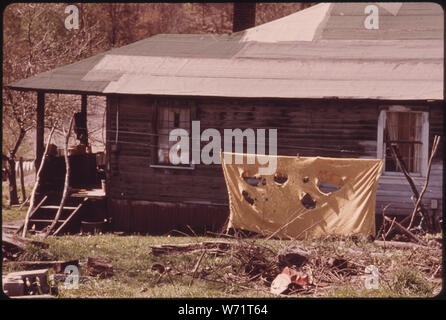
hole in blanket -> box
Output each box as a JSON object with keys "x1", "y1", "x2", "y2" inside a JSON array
[
  {"x1": 242, "y1": 171, "x2": 261, "y2": 187},
  {"x1": 317, "y1": 182, "x2": 342, "y2": 194},
  {"x1": 242, "y1": 190, "x2": 255, "y2": 205},
  {"x1": 274, "y1": 173, "x2": 288, "y2": 185},
  {"x1": 301, "y1": 193, "x2": 316, "y2": 210}
]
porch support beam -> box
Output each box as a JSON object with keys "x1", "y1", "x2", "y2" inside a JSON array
[
  {"x1": 80, "y1": 94, "x2": 88, "y2": 146},
  {"x1": 35, "y1": 91, "x2": 45, "y2": 170}
]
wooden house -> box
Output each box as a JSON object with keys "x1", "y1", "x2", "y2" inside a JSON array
[{"x1": 7, "y1": 3, "x2": 443, "y2": 235}]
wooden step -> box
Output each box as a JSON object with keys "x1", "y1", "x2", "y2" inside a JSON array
[
  {"x1": 29, "y1": 219, "x2": 66, "y2": 223},
  {"x1": 40, "y1": 205, "x2": 78, "y2": 210}
]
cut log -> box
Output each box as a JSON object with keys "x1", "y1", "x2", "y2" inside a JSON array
[{"x1": 87, "y1": 257, "x2": 113, "y2": 278}]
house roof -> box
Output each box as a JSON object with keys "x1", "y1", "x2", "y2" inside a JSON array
[{"x1": 6, "y1": 2, "x2": 444, "y2": 100}]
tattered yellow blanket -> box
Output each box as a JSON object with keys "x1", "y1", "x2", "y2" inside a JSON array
[{"x1": 221, "y1": 153, "x2": 383, "y2": 239}]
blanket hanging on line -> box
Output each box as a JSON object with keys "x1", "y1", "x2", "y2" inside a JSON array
[{"x1": 221, "y1": 152, "x2": 383, "y2": 239}]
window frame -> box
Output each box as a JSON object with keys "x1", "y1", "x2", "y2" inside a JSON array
[
  {"x1": 377, "y1": 106, "x2": 429, "y2": 177},
  {"x1": 150, "y1": 100, "x2": 196, "y2": 170}
]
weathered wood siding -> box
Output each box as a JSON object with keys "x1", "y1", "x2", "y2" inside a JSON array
[{"x1": 106, "y1": 95, "x2": 443, "y2": 232}]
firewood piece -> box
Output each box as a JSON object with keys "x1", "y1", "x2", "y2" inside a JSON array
[
  {"x1": 4, "y1": 260, "x2": 78, "y2": 273},
  {"x1": 87, "y1": 257, "x2": 113, "y2": 278}
]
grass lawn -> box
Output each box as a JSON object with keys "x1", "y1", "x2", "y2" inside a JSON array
[
  {"x1": 2, "y1": 205, "x2": 28, "y2": 222},
  {"x1": 1, "y1": 206, "x2": 442, "y2": 298}
]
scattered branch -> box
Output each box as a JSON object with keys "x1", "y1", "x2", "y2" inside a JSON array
[
  {"x1": 383, "y1": 216, "x2": 427, "y2": 246},
  {"x1": 22, "y1": 126, "x2": 56, "y2": 237},
  {"x1": 43, "y1": 117, "x2": 73, "y2": 238},
  {"x1": 407, "y1": 136, "x2": 440, "y2": 231}
]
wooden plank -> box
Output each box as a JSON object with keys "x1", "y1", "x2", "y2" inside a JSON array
[
  {"x1": 40, "y1": 205, "x2": 78, "y2": 210},
  {"x1": 10, "y1": 295, "x2": 54, "y2": 299},
  {"x1": 2, "y1": 232, "x2": 49, "y2": 250},
  {"x1": 29, "y1": 219, "x2": 66, "y2": 223},
  {"x1": 4, "y1": 260, "x2": 79, "y2": 273}
]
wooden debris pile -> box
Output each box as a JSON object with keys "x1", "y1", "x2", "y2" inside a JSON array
[
  {"x1": 2, "y1": 232, "x2": 48, "y2": 260},
  {"x1": 149, "y1": 236, "x2": 441, "y2": 296},
  {"x1": 148, "y1": 240, "x2": 363, "y2": 296}
]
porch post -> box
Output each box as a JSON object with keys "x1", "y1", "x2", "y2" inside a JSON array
[
  {"x1": 80, "y1": 94, "x2": 88, "y2": 146},
  {"x1": 35, "y1": 91, "x2": 45, "y2": 170}
]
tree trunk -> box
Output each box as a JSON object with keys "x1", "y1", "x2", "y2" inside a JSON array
[
  {"x1": 19, "y1": 157, "x2": 26, "y2": 202},
  {"x1": 7, "y1": 158, "x2": 19, "y2": 206},
  {"x1": 5, "y1": 127, "x2": 26, "y2": 206}
]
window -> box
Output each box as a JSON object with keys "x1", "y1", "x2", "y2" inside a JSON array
[
  {"x1": 377, "y1": 107, "x2": 429, "y2": 176},
  {"x1": 156, "y1": 106, "x2": 191, "y2": 165}
]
